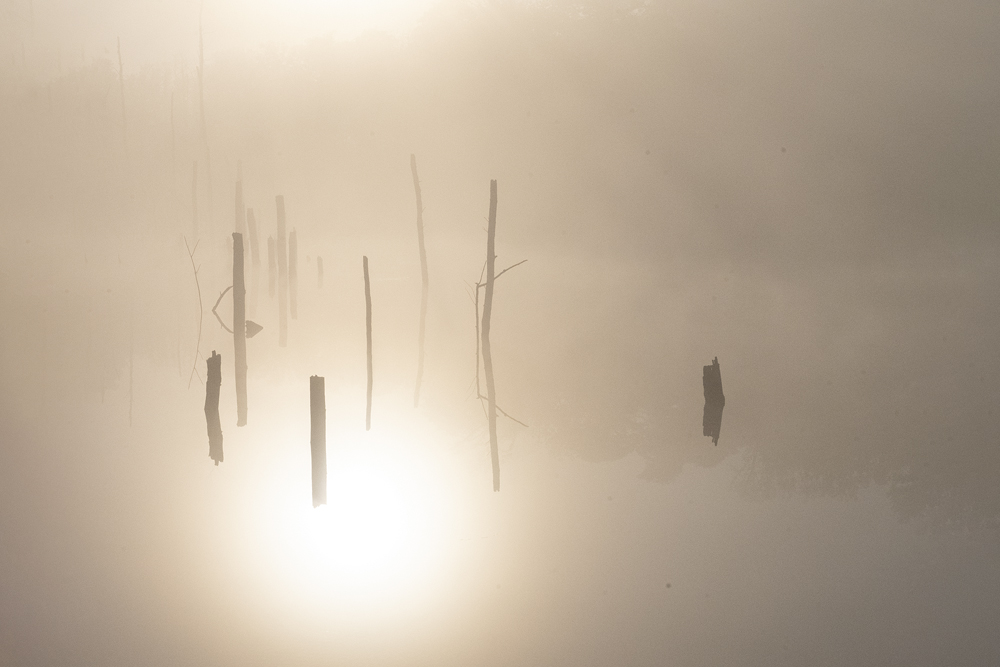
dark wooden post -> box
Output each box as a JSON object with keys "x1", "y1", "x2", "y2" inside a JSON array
[
  {"x1": 233, "y1": 232, "x2": 247, "y2": 426},
  {"x1": 310, "y1": 375, "x2": 327, "y2": 507},
  {"x1": 206, "y1": 351, "x2": 223, "y2": 464},
  {"x1": 364, "y1": 255, "x2": 373, "y2": 431},
  {"x1": 481, "y1": 180, "x2": 500, "y2": 491},
  {"x1": 411, "y1": 154, "x2": 429, "y2": 408},
  {"x1": 702, "y1": 357, "x2": 725, "y2": 445},
  {"x1": 276, "y1": 196, "x2": 288, "y2": 347}
]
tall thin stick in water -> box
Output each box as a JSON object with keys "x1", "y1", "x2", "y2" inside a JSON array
[
  {"x1": 205, "y1": 351, "x2": 223, "y2": 464},
  {"x1": 289, "y1": 229, "x2": 298, "y2": 320},
  {"x1": 267, "y1": 236, "x2": 276, "y2": 298},
  {"x1": 481, "y1": 180, "x2": 500, "y2": 491},
  {"x1": 234, "y1": 164, "x2": 245, "y2": 237},
  {"x1": 197, "y1": 18, "x2": 212, "y2": 231},
  {"x1": 233, "y1": 232, "x2": 247, "y2": 426},
  {"x1": 170, "y1": 93, "x2": 176, "y2": 210},
  {"x1": 364, "y1": 255, "x2": 373, "y2": 431},
  {"x1": 191, "y1": 161, "x2": 198, "y2": 239},
  {"x1": 247, "y1": 208, "x2": 260, "y2": 318},
  {"x1": 276, "y1": 196, "x2": 288, "y2": 346},
  {"x1": 116, "y1": 37, "x2": 126, "y2": 150},
  {"x1": 310, "y1": 375, "x2": 327, "y2": 507},
  {"x1": 128, "y1": 302, "x2": 134, "y2": 427},
  {"x1": 411, "y1": 154, "x2": 429, "y2": 407}
]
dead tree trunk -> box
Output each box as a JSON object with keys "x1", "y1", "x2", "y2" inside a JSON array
[
  {"x1": 267, "y1": 236, "x2": 276, "y2": 298},
  {"x1": 364, "y1": 255, "x2": 373, "y2": 431},
  {"x1": 317, "y1": 256, "x2": 323, "y2": 289},
  {"x1": 206, "y1": 351, "x2": 223, "y2": 464},
  {"x1": 411, "y1": 154, "x2": 429, "y2": 408},
  {"x1": 481, "y1": 180, "x2": 500, "y2": 491},
  {"x1": 289, "y1": 228, "x2": 298, "y2": 320},
  {"x1": 191, "y1": 161, "x2": 198, "y2": 239},
  {"x1": 233, "y1": 232, "x2": 247, "y2": 426},
  {"x1": 310, "y1": 375, "x2": 327, "y2": 507},
  {"x1": 247, "y1": 207, "x2": 260, "y2": 319},
  {"x1": 276, "y1": 196, "x2": 288, "y2": 347}
]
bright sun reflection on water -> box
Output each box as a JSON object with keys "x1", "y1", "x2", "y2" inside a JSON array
[{"x1": 249, "y1": 424, "x2": 460, "y2": 617}]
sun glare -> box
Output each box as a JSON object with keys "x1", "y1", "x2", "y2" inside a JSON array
[{"x1": 250, "y1": 426, "x2": 459, "y2": 615}]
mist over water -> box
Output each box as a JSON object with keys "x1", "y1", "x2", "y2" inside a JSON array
[{"x1": 3, "y1": 1, "x2": 1000, "y2": 665}]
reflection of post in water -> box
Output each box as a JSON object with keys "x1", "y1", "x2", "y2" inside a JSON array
[
  {"x1": 205, "y1": 351, "x2": 223, "y2": 464},
  {"x1": 703, "y1": 357, "x2": 725, "y2": 445},
  {"x1": 310, "y1": 375, "x2": 327, "y2": 507}
]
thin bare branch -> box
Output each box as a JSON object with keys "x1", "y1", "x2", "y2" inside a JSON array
[
  {"x1": 184, "y1": 236, "x2": 204, "y2": 388},
  {"x1": 212, "y1": 285, "x2": 234, "y2": 334}
]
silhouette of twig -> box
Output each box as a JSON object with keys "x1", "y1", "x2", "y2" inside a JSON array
[
  {"x1": 212, "y1": 285, "x2": 234, "y2": 334},
  {"x1": 184, "y1": 237, "x2": 204, "y2": 388}
]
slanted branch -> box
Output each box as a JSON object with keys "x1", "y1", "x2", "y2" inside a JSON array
[
  {"x1": 184, "y1": 237, "x2": 203, "y2": 388},
  {"x1": 411, "y1": 154, "x2": 429, "y2": 408},
  {"x1": 364, "y1": 255, "x2": 373, "y2": 431}
]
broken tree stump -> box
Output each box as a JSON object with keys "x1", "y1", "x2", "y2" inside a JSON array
[
  {"x1": 310, "y1": 375, "x2": 327, "y2": 507},
  {"x1": 205, "y1": 351, "x2": 223, "y2": 464},
  {"x1": 233, "y1": 232, "x2": 247, "y2": 426},
  {"x1": 702, "y1": 357, "x2": 725, "y2": 445}
]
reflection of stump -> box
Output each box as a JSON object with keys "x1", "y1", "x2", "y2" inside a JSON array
[
  {"x1": 310, "y1": 375, "x2": 327, "y2": 507},
  {"x1": 703, "y1": 357, "x2": 725, "y2": 445},
  {"x1": 206, "y1": 351, "x2": 223, "y2": 464}
]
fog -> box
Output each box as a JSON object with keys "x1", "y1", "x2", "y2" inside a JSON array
[{"x1": 3, "y1": 0, "x2": 1000, "y2": 664}]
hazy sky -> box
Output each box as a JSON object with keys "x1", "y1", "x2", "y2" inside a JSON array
[{"x1": 2, "y1": 0, "x2": 1000, "y2": 665}]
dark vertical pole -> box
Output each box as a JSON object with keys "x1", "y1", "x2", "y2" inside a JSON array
[
  {"x1": 364, "y1": 255, "x2": 373, "y2": 431},
  {"x1": 206, "y1": 351, "x2": 223, "y2": 464},
  {"x1": 411, "y1": 154, "x2": 429, "y2": 408},
  {"x1": 233, "y1": 232, "x2": 247, "y2": 426},
  {"x1": 310, "y1": 375, "x2": 327, "y2": 507},
  {"x1": 289, "y1": 229, "x2": 298, "y2": 320},
  {"x1": 276, "y1": 196, "x2": 288, "y2": 347},
  {"x1": 317, "y1": 256, "x2": 323, "y2": 289},
  {"x1": 481, "y1": 180, "x2": 500, "y2": 492},
  {"x1": 267, "y1": 236, "x2": 276, "y2": 298}
]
